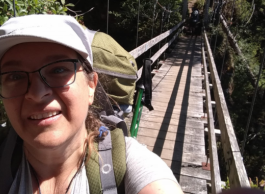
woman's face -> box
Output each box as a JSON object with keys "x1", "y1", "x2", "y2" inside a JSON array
[{"x1": 1, "y1": 42, "x2": 96, "y2": 149}]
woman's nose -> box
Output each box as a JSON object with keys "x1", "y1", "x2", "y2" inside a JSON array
[{"x1": 24, "y1": 72, "x2": 52, "y2": 102}]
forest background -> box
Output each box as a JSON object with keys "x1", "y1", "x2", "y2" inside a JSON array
[{"x1": 0, "y1": 0, "x2": 265, "y2": 187}]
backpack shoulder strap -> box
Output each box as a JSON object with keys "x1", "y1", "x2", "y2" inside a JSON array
[
  {"x1": 0, "y1": 127, "x2": 22, "y2": 194},
  {"x1": 86, "y1": 128, "x2": 126, "y2": 194}
]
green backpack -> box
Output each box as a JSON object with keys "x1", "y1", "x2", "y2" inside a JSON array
[
  {"x1": 92, "y1": 32, "x2": 138, "y2": 106},
  {"x1": 0, "y1": 127, "x2": 126, "y2": 194}
]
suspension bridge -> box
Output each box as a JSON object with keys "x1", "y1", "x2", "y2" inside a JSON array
[
  {"x1": 125, "y1": 1, "x2": 251, "y2": 193},
  {"x1": 4, "y1": 0, "x2": 256, "y2": 193}
]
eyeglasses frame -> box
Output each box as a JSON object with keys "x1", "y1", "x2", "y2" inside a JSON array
[{"x1": 0, "y1": 59, "x2": 79, "y2": 99}]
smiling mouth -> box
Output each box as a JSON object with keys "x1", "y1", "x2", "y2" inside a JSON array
[{"x1": 30, "y1": 111, "x2": 61, "y2": 120}]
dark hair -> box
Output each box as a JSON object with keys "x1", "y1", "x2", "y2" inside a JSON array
[{"x1": 78, "y1": 56, "x2": 109, "y2": 162}]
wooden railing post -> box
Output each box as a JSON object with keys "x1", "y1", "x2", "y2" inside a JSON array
[
  {"x1": 202, "y1": 39, "x2": 222, "y2": 194},
  {"x1": 203, "y1": 31, "x2": 250, "y2": 188}
]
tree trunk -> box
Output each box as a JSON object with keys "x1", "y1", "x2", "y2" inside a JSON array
[{"x1": 220, "y1": 15, "x2": 257, "y2": 88}]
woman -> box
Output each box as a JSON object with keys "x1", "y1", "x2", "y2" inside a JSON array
[{"x1": 0, "y1": 15, "x2": 183, "y2": 194}]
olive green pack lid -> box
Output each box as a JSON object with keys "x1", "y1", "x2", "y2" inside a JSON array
[
  {"x1": 92, "y1": 32, "x2": 138, "y2": 105},
  {"x1": 92, "y1": 32, "x2": 138, "y2": 80}
]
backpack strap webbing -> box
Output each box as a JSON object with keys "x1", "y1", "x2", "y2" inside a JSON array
[
  {"x1": 86, "y1": 128, "x2": 126, "y2": 194},
  {"x1": 0, "y1": 128, "x2": 126, "y2": 194},
  {"x1": 98, "y1": 130, "x2": 117, "y2": 194},
  {"x1": 0, "y1": 128, "x2": 17, "y2": 194}
]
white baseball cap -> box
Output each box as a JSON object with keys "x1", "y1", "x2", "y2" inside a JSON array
[{"x1": 0, "y1": 14, "x2": 93, "y2": 66}]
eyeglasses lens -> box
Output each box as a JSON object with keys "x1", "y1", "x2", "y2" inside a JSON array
[
  {"x1": 0, "y1": 61, "x2": 76, "y2": 98},
  {"x1": 40, "y1": 61, "x2": 76, "y2": 88},
  {"x1": 0, "y1": 72, "x2": 28, "y2": 98}
]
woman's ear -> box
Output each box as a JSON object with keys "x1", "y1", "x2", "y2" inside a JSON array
[{"x1": 88, "y1": 72, "x2": 98, "y2": 105}]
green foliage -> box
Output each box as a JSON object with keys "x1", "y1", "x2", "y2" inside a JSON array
[
  {"x1": 0, "y1": 0, "x2": 71, "y2": 26},
  {"x1": 223, "y1": 177, "x2": 265, "y2": 190},
  {"x1": 81, "y1": 0, "x2": 182, "y2": 51},
  {"x1": 193, "y1": 0, "x2": 204, "y2": 11},
  {"x1": 222, "y1": 177, "x2": 230, "y2": 190},
  {"x1": 211, "y1": 0, "x2": 265, "y2": 182}
]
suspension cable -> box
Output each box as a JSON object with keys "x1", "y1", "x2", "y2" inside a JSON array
[
  {"x1": 241, "y1": 47, "x2": 265, "y2": 157},
  {"x1": 13, "y1": 0, "x2": 16, "y2": 17},
  {"x1": 106, "y1": 0, "x2": 109, "y2": 34},
  {"x1": 220, "y1": 37, "x2": 228, "y2": 80},
  {"x1": 157, "y1": 1, "x2": 171, "y2": 13},
  {"x1": 149, "y1": 0, "x2": 157, "y2": 57},
  {"x1": 135, "y1": 0, "x2": 141, "y2": 47},
  {"x1": 213, "y1": 0, "x2": 223, "y2": 55}
]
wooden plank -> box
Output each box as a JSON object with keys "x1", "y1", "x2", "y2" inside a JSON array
[
  {"x1": 138, "y1": 121, "x2": 205, "y2": 136},
  {"x1": 152, "y1": 94, "x2": 203, "y2": 105},
  {"x1": 137, "y1": 128, "x2": 205, "y2": 145},
  {"x1": 153, "y1": 83, "x2": 203, "y2": 90},
  {"x1": 167, "y1": 161, "x2": 211, "y2": 181},
  {"x1": 147, "y1": 146, "x2": 208, "y2": 165},
  {"x1": 140, "y1": 115, "x2": 205, "y2": 129},
  {"x1": 137, "y1": 136, "x2": 205, "y2": 155},
  {"x1": 148, "y1": 100, "x2": 205, "y2": 115},
  {"x1": 152, "y1": 77, "x2": 204, "y2": 84},
  {"x1": 141, "y1": 113, "x2": 206, "y2": 125},
  {"x1": 153, "y1": 88, "x2": 205, "y2": 97},
  {"x1": 179, "y1": 175, "x2": 207, "y2": 194},
  {"x1": 141, "y1": 108, "x2": 206, "y2": 120},
  {"x1": 204, "y1": 32, "x2": 250, "y2": 188},
  {"x1": 152, "y1": 97, "x2": 203, "y2": 108},
  {"x1": 148, "y1": 102, "x2": 204, "y2": 115},
  {"x1": 152, "y1": 83, "x2": 203, "y2": 92}
]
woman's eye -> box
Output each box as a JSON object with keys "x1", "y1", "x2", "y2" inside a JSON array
[
  {"x1": 8, "y1": 73, "x2": 25, "y2": 81},
  {"x1": 53, "y1": 67, "x2": 66, "y2": 73}
]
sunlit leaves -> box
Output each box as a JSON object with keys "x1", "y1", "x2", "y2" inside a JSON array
[{"x1": 0, "y1": 0, "x2": 72, "y2": 25}]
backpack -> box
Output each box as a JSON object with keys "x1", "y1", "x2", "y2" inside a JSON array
[
  {"x1": 0, "y1": 127, "x2": 126, "y2": 194},
  {"x1": 191, "y1": 10, "x2": 199, "y2": 22},
  {"x1": 91, "y1": 31, "x2": 138, "y2": 107}
]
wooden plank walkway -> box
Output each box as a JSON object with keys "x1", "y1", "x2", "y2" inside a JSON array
[{"x1": 137, "y1": 35, "x2": 210, "y2": 194}]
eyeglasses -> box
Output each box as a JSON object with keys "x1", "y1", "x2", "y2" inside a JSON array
[{"x1": 0, "y1": 59, "x2": 80, "y2": 99}]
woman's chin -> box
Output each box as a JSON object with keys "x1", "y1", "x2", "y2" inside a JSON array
[{"x1": 30, "y1": 132, "x2": 69, "y2": 150}]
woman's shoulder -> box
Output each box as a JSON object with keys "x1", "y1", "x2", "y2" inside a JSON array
[{"x1": 124, "y1": 136, "x2": 178, "y2": 194}]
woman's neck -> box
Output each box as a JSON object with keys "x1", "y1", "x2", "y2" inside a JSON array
[{"x1": 24, "y1": 128, "x2": 87, "y2": 194}]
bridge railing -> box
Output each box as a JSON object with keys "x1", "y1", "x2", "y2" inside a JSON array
[
  {"x1": 128, "y1": 19, "x2": 185, "y2": 137},
  {"x1": 202, "y1": 30, "x2": 250, "y2": 192},
  {"x1": 202, "y1": 35, "x2": 222, "y2": 194},
  {"x1": 129, "y1": 19, "x2": 185, "y2": 79}
]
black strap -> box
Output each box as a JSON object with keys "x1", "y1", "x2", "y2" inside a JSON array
[
  {"x1": 136, "y1": 59, "x2": 154, "y2": 111},
  {"x1": 100, "y1": 113, "x2": 128, "y2": 136},
  {"x1": 98, "y1": 130, "x2": 118, "y2": 194},
  {"x1": 0, "y1": 128, "x2": 18, "y2": 194}
]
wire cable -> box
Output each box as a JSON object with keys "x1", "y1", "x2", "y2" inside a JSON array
[
  {"x1": 106, "y1": 0, "x2": 109, "y2": 34},
  {"x1": 13, "y1": 0, "x2": 16, "y2": 17},
  {"x1": 241, "y1": 47, "x2": 265, "y2": 157},
  {"x1": 136, "y1": 0, "x2": 141, "y2": 47}
]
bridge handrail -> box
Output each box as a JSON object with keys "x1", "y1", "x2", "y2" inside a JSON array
[
  {"x1": 130, "y1": 19, "x2": 185, "y2": 79},
  {"x1": 129, "y1": 20, "x2": 185, "y2": 59},
  {"x1": 203, "y1": 31, "x2": 250, "y2": 188},
  {"x1": 202, "y1": 38, "x2": 222, "y2": 194}
]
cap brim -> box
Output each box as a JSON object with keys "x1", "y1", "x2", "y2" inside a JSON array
[{"x1": 0, "y1": 35, "x2": 88, "y2": 61}]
